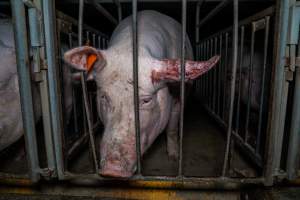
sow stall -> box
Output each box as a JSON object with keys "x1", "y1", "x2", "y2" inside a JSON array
[{"x1": 0, "y1": 0, "x2": 300, "y2": 191}]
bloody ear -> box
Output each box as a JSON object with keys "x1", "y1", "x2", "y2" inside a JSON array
[
  {"x1": 64, "y1": 46, "x2": 106, "y2": 77},
  {"x1": 151, "y1": 55, "x2": 220, "y2": 83}
]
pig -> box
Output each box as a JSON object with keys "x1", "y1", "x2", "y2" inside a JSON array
[
  {"x1": 64, "y1": 10, "x2": 220, "y2": 177},
  {"x1": 0, "y1": 19, "x2": 74, "y2": 151}
]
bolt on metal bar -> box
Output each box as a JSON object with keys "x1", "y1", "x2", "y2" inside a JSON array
[
  {"x1": 244, "y1": 22, "x2": 256, "y2": 144},
  {"x1": 78, "y1": 0, "x2": 99, "y2": 172},
  {"x1": 132, "y1": 0, "x2": 141, "y2": 175},
  {"x1": 222, "y1": 0, "x2": 238, "y2": 177},
  {"x1": 222, "y1": 32, "x2": 229, "y2": 121},
  {"x1": 256, "y1": 16, "x2": 270, "y2": 154},
  {"x1": 10, "y1": 0, "x2": 40, "y2": 182},
  {"x1": 178, "y1": 0, "x2": 187, "y2": 177},
  {"x1": 235, "y1": 26, "x2": 245, "y2": 135},
  {"x1": 217, "y1": 34, "x2": 222, "y2": 115}
]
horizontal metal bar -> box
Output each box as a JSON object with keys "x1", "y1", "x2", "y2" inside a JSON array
[
  {"x1": 197, "y1": 0, "x2": 232, "y2": 29},
  {"x1": 55, "y1": 0, "x2": 274, "y2": 3},
  {"x1": 91, "y1": 0, "x2": 118, "y2": 25},
  {"x1": 56, "y1": 10, "x2": 108, "y2": 38},
  {"x1": 198, "y1": 6, "x2": 274, "y2": 44},
  {"x1": 64, "y1": 172, "x2": 264, "y2": 189}
]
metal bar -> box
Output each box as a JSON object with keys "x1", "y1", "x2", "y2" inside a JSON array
[
  {"x1": 56, "y1": 0, "x2": 272, "y2": 3},
  {"x1": 198, "y1": 6, "x2": 274, "y2": 44},
  {"x1": 203, "y1": 104, "x2": 263, "y2": 168},
  {"x1": 102, "y1": 37, "x2": 106, "y2": 49},
  {"x1": 68, "y1": 33, "x2": 79, "y2": 134},
  {"x1": 43, "y1": 0, "x2": 64, "y2": 179},
  {"x1": 78, "y1": 0, "x2": 99, "y2": 172},
  {"x1": 56, "y1": 10, "x2": 108, "y2": 38},
  {"x1": 197, "y1": 0, "x2": 232, "y2": 29},
  {"x1": 98, "y1": 35, "x2": 101, "y2": 48},
  {"x1": 244, "y1": 22, "x2": 256, "y2": 144},
  {"x1": 213, "y1": 37, "x2": 218, "y2": 112},
  {"x1": 222, "y1": 32, "x2": 229, "y2": 121},
  {"x1": 132, "y1": 0, "x2": 141, "y2": 175},
  {"x1": 209, "y1": 38, "x2": 213, "y2": 109},
  {"x1": 92, "y1": 33, "x2": 96, "y2": 46},
  {"x1": 195, "y1": 0, "x2": 204, "y2": 56},
  {"x1": 91, "y1": 0, "x2": 118, "y2": 25},
  {"x1": 10, "y1": 0, "x2": 40, "y2": 182},
  {"x1": 178, "y1": 0, "x2": 187, "y2": 177},
  {"x1": 264, "y1": 0, "x2": 289, "y2": 186},
  {"x1": 86, "y1": 31, "x2": 90, "y2": 45},
  {"x1": 222, "y1": 0, "x2": 238, "y2": 177},
  {"x1": 235, "y1": 26, "x2": 244, "y2": 134},
  {"x1": 286, "y1": 68, "x2": 300, "y2": 179},
  {"x1": 217, "y1": 34, "x2": 222, "y2": 115},
  {"x1": 256, "y1": 16, "x2": 270, "y2": 154},
  {"x1": 113, "y1": 0, "x2": 122, "y2": 22}
]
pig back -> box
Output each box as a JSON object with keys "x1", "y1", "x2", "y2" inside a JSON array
[{"x1": 109, "y1": 10, "x2": 193, "y2": 60}]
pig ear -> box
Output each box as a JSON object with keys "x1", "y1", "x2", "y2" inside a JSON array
[
  {"x1": 64, "y1": 46, "x2": 106, "y2": 77},
  {"x1": 151, "y1": 55, "x2": 220, "y2": 83}
]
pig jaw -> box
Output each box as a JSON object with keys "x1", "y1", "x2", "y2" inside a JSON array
[{"x1": 99, "y1": 133, "x2": 138, "y2": 178}]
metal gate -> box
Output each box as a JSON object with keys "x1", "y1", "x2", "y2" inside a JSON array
[{"x1": 3, "y1": 0, "x2": 300, "y2": 188}]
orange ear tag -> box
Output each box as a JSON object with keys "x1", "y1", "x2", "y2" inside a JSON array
[{"x1": 87, "y1": 54, "x2": 97, "y2": 72}]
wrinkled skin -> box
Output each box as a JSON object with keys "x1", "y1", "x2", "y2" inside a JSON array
[
  {"x1": 0, "y1": 19, "x2": 74, "y2": 151},
  {"x1": 64, "y1": 10, "x2": 219, "y2": 177}
]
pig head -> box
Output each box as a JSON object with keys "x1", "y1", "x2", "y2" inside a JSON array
[{"x1": 64, "y1": 10, "x2": 220, "y2": 178}]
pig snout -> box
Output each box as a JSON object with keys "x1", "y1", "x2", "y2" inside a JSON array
[{"x1": 99, "y1": 135, "x2": 137, "y2": 178}]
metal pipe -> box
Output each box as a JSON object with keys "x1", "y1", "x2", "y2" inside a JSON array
[
  {"x1": 43, "y1": 0, "x2": 65, "y2": 179},
  {"x1": 213, "y1": 37, "x2": 217, "y2": 112},
  {"x1": 195, "y1": 0, "x2": 204, "y2": 56},
  {"x1": 235, "y1": 26, "x2": 244, "y2": 134},
  {"x1": 86, "y1": 31, "x2": 90, "y2": 45},
  {"x1": 217, "y1": 34, "x2": 222, "y2": 115},
  {"x1": 91, "y1": 0, "x2": 118, "y2": 25},
  {"x1": 264, "y1": 0, "x2": 289, "y2": 186},
  {"x1": 222, "y1": 0, "x2": 238, "y2": 177},
  {"x1": 92, "y1": 33, "x2": 96, "y2": 46},
  {"x1": 98, "y1": 35, "x2": 101, "y2": 48},
  {"x1": 222, "y1": 32, "x2": 229, "y2": 121},
  {"x1": 132, "y1": 0, "x2": 141, "y2": 175},
  {"x1": 10, "y1": 0, "x2": 40, "y2": 182},
  {"x1": 78, "y1": 0, "x2": 99, "y2": 172},
  {"x1": 256, "y1": 16, "x2": 270, "y2": 154},
  {"x1": 178, "y1": 0, "x2": 187, "y2": 177},
  {"x1": 244, "y1": 22, "x2": 256, "y2": 143},
  {"x1": 113, "y1": 0, "x2": 122, "y2": 22},
  {"x1": 197, "y1": 0, "x2": 232, "y2": 29}
]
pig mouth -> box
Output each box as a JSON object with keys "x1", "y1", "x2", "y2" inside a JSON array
[{"x1": 99, "y1": 160, "x2": 135, "y2": 178}]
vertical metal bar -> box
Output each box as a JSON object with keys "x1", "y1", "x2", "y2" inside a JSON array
[
  {"x1": 178, "y1": 0, "x2": 187, "y2": 177},
  {"x1": 206, "y1": 40, "x2": 209, "y2": 104},
  {"x1": 209, "y1": 38, "x2": 213, "y2": 109},
  {"x1": 68, "y1": 33, "x2": 79, "y2": 134},
  {"x1": 132, "y1": 0, "x2": 141, "y2": 175},
  {"x1": 222, "y1": 32, "x2": 229, "y2": 121},
  {"x1": 78, "y1": 0, "x2": 99, "y2": 172},
  {"x1": 92, "y1": 33, "x2": 96, "y2": 47},
  {"x1": 217, "y1": 34, "x2": 222, "y2": 116},
  {"x1": 195, "y1": 0, "x2": 204, "y2": 57},
  {"x1": 235, "y1": 26, "x2": 245, "y2": 134},
  {"x1": 244, "y1": 22, "x2": 256, "y2": 143},
  {"x1": 213, "y1": 37, "x2": 218, "y2": 112},
  {"x1": 98, "y1": 35, "x2": 101, "y2": 48},
  {"x1": 86, "y1": 31, "x2": 90, "y2": 45},
  {"x1": 10, "y1": 0, "x2": 40, "y2": 182},
  {"x1": 286, "y1": 66, "x2": 300, "y2": 180},
  {"x1": 222, "y1": 0, "x2": 238, "y2": 177},
  {"x1": 102, "y1": 37, "x2": 106, "y2": 49},
  {"x1": 256, "y1": 17, "x2": 270, "y2": 154},
  {"x1": 42, "y1": 0, "x2": 64, "y2": 179}
]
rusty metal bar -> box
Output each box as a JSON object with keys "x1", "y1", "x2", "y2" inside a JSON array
[{"x1": 222, "y1": 0, "x2": 238, "y2": 177}]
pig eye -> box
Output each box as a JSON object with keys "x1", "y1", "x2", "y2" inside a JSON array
[{"x1": 140, "y1": 96, "x2": 153, "y2": 108}]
